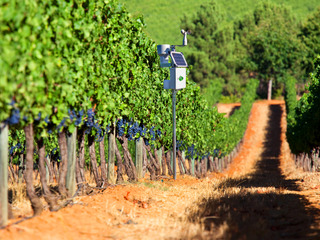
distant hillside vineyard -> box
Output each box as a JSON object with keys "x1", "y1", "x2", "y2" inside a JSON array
[{"x1": 119, "y1": 0, "x2": 320, "y2": 44}]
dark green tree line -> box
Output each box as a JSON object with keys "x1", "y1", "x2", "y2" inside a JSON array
[{"x1": 181, "y1": 1, "x2": 320, "y2": 101}]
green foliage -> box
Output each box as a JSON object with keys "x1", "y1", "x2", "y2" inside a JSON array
[
  {"x1": 180, "y1": 2, "x2": 238, "y2": 90},
  {"x1": 284, "y1": 75, "x2": 297, "y2": 117},
  {"x1": 179, "y1": 0, "x2": 249, "y2": 101},
  {"x1": 1, "y1": 0, "x2": 239, "y2": 162},
  {"x1": 215, "y1": 79, "x2": 259, "y2": 153},
  {"x1": 119, "y1": 0, "x2": 319, "y2": 45},
  {"x1": 287, "y1": 56, "x2": 320, "y2": 154},
  {"x1": 235, "y1": 2, "x2": 305, "y2": 97},
  {"x1": 202, "y1": 78, "x2": 223, "y2": 107},
  {"x1": 299, "y1": 7, "x2": 320, "y2": 77}
]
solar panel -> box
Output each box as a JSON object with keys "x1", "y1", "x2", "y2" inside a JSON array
[{"x1": 170, "y1": 52, "x2": 188, "y2": 68}]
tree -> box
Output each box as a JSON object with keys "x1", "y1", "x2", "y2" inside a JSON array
[
  {"x1": 234, "y1": 2, "x2": 305, "y2": 98},
  {"x1": 299, "y1": 7, "x2": 320, "y2": 77},
  {"x1": 180, "y1": 1, "x2": 241, "y2": 97}
]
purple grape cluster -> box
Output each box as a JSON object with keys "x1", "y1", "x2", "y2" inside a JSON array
[
  {"x1": 6, "y1": 109, "x2": 20, "y2": 125},
  {"x1": 9, "y1": 142, "x2": 23, "y2": 155},
  {"x1": 67, "y1": 109, "x2": 84, "y2": 126},
  {"x1": 127, "y1": 122, "x2": 139, "y2": 141},
  {"x1": 49, "y1": 148, "x2": 61, "y2": 162},
  {"x1": 176, "y1": 140, "x2": 185, "y2": 151},
  {"x1": 75, "y1": 110, "x2": 84, "y2": 126},
  {"x1": 57, "y1": 117, "x2": 67, "y2": 132},
  {"x1": 187, "y1": 144, "x2": 195, "y2": 159},
  {"x1": 68, "y1": 109, "x2": 76, "y2": 121},
  {"x1": 35, "y1": 112, "x2": 42, "y2": 121},
  {"x1": 140, "y1": 125, "x2": 147, "y2": 137},
  {"x1": 44, "y1": 116, "x2": 49, "y2": 124},
  {"x1": 117, "y1": 118, "x2": 125, "y2": 137},
  {"x1": 149, "y1": 126, "x2": 156, "y2": 141},
  {"x1": 84, "y1": 109, "x2": 105, "y2": 142}
]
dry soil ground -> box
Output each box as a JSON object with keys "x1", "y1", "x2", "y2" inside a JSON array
[{"x1": 2, "y1": 100, "x2": 320, "y2": 240}]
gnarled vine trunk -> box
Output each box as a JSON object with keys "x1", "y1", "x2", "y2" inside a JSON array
[
  {"x1": 145, "y1": 143, "x2": 161, "y2": 176},
  {"x1": 24, "y1": 124, "x2": 43, "y2": 216},
  {"x1": 194, "y1": 159, "x2": 201, "y2": 178},
  {"x1": 114, "y1": 141, "x2": 124, "y2": 183},
  {"x1": 177, "y1": 150, "x2": 190, "y2": 175},
  {"x1": 117, "y1": 136, "x2": 137, "y2": 182},
  {"x1": 166, "y1": 151, "x2": 173, "y2": 176},
  {"x1": 200, "y1": 158, "x2": 207, "y2": 178},
  {"x1": 37, "y1": 137, "x2": 57, "y2": 211},
  {"x1": 161, "y1": 146, "x2": 167, "y2": 175},
  {"x1": 142, "y1": 140, "x2": 156, "y2": 180},
  {"x1": 88, "y1": 134, "x2": 102, "y2": 187}
]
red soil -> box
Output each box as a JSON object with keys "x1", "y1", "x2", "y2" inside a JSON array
[{"x1": 1, "y1": 100, "x2": 320, "y2": 240}]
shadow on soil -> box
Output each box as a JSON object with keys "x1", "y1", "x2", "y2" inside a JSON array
[
  {"x1": 228, "y1": 106, "x2": 241, "y2": 117},
  {"x1": 188, "y1": 105, "x2": 320, "y2": 239}
]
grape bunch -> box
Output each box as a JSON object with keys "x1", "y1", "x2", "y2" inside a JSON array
[
  {"x1": 68, "y1": 109, "x2": 76, "y2": 121},
  {"x1": 35, "y1": 112, "x2": 42, "y2": 122},
  {"x1": 6, "y1": 108, "x2": 20, "y2": 125},
  {"x1": 149, "y1": 126, "x2": 156, "y2": 141},
  {"x1": 117, "y1": 118, "x2": 125, "y2": 137},
  {"x1": 9, "y1": 142, "x2": 23, "y2": 155},
  {"x1": 139, "y1": 125, "x2": 147, "y2": 137},
  {"x1": 187, "y1": 144, "x2": 195, "y2": 159},
  {"x1": 84, "y1": 109, "x2": 105, "y2": 142},
  {"x1": 156, "y1": 129, "x2": 161, "y2": 137},
  {"x1": 57, "y1": 117, "x2": 67, "y2": 132},
  {"x1": 44, "y1": 116, "x2": 50, "y2": 124},
  {"x1": 75, "y1": 110, "x2": 84, "y2": 126},
  {"x1": 127, "y1": 121, "x2": 139, "y2": 141},
  {"x1": 176, "y1": 140, "x2": 185, "y2": 151}
]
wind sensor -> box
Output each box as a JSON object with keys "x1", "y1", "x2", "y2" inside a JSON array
[{"x1": 157, "y1": 30, "x2": 191, "y2": 180}]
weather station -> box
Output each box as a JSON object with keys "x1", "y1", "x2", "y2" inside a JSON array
[{"x1": 157, "y1": 29, "x2": 191, "y2": 180}]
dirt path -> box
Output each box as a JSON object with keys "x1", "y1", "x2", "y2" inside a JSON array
[
  {"x1": 190, "y1": 101, "x2": 320, "y2": 239},
  {"x1": 2, "y1": 100, "x2": 320, "y2": 240}
]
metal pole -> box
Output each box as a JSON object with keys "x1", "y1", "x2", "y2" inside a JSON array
[{"x1": 172, "y1": 89, "x2": 177, "y2": 180}]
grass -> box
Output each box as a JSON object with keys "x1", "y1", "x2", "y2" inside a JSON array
[{"x1": 119, "y1": 0, "x2": 320, "y2": 44}]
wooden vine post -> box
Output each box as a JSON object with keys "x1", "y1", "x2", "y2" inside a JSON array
[
  {"x1": 66, "y1": 128, "x2": 77, "y2": 196},
  {"x1": 0, "y1": 123, "x2": 8, "y2": 226},
  {"x1": 181, "y1": 150, "x2": 186, "y2": 173},
  {"x1": 135, "y1": 138, "x2": 143, "y2": 179},
  {"x1": 190, "y1": 157, "x2": 195, "y2": 176},
  {"x1": 107, "y1": 125, "x2": 116, "y2": 184},
  {"x1": 157, "y1": 148, "x2": 162, "y2": 172}
]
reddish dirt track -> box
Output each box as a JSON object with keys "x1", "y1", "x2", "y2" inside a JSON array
[{"x1": 2, "y1": 100, "x2": 320, "y2": 240}]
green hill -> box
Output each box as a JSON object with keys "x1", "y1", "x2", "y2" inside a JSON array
[{"x1": 119, "y1": 0, "x2": 320, "y2": 44}]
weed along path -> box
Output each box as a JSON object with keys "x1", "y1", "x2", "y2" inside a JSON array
[{"x1": 2, "y1": 100, "x2": 320, "y2": 240}]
